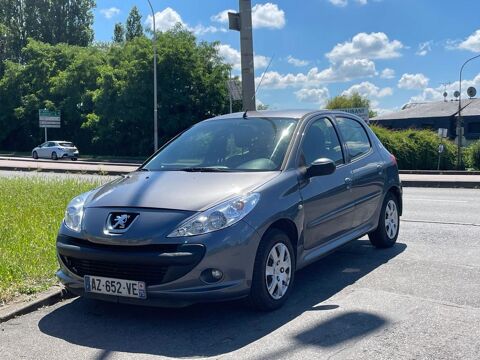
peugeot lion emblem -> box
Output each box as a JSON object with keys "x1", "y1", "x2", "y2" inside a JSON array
[{"x1": 106, "y1": 212, "x2": 139, "y2": 234}]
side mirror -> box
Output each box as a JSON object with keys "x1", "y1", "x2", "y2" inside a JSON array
[{"x1": 306, "y1": 158, "x2": 336, "y2": 178}]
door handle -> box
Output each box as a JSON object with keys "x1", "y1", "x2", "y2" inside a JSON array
[{"x1": 345, "y1": 177, "x2": 353, "y2": 189}]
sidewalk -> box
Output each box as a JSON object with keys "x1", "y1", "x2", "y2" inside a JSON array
[{"x1": 0, "y1": 156, "x2": 479, "y2": 188}]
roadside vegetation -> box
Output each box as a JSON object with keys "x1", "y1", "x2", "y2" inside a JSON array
[
  {"x1": 0, "y1": 176, "x2": 105, "y2": 303},
  {"x1": 464, "y1": 140, "x2": 480, "y2": 170}
]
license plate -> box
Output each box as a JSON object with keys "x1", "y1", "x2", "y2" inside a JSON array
[{"x1": 84, "y1": 275, "x2": 146, "y2": 299}]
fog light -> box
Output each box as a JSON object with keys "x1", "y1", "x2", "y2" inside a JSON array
[
  {"x1": 201, "y1": 268, "x2": 224, "y2": 283},
  {"x1": 211, "y1": 269, "x2": 223, "y2": 280}
]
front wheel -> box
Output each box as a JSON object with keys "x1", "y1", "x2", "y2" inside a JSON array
[
  {"x1": 368, "y1": 192, "x2": 400, "y2": 248},
  {"x1": 248, "y1": 229, "x2": 295, "y2": 311},
  {"x1": 51, "y1": 152, "x2": 58, "y2": 160}
]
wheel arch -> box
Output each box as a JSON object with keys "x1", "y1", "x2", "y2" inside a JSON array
[{"x1": 263, "y1": 218, "x2": 299, "y2": 256}]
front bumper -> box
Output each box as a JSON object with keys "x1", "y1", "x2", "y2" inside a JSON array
[{"x1": 56, "y1": 220, "x2": 260, "y2": 307}]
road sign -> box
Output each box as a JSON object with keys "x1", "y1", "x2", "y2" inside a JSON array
[
  {"x1": 337, "y1": 107, "x2": 369, "y2": 123},
  {"x1": 228, "y1": 12, "x2": 241, "y2": 31},
  {"x1": 438, "y1": 128, "x2": 448, "y2": 138},
  {"x1": 39, "y1": 110, "x2": 61, "y2": 128},
  {"x1": 438, "y1": 144, "x2": 444, "y2": 153},
  {"x1": 227, "y1": 80, "x2": 242, "y2": 101}
]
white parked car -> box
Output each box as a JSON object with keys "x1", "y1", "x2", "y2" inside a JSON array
[{"x1": 32, "y1": 141, "x2": 79, "y2": 160}]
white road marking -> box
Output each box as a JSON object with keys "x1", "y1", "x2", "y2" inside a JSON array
[{"x1": 404, "y1": 197, "x2": 468, "y2": 203}]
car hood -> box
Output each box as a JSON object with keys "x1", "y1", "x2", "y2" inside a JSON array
[{"x1": 86, "y1": 171, "x2": 279, "y2": 212}]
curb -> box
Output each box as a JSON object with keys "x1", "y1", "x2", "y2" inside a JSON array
[
  {"x1": 0, "y1": 287, "x2": 75, "y2": 323},
  {"x1": 400, "y1": 170, "x2": 480, "y2": 175},
  {"x1": 401, "y1": 180, "x2": 480, "y2": 189},
  {"x1": 0, "y1": 156, "x2": 142, "y2": 167},
  {"x1": 0, "y1": 166, "x2": 130, "y2": 176}
]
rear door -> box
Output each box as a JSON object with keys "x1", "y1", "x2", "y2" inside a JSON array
[
  {"x1": 334, "y1": 116, "x2": 385, "y2": 228},
  {"x1": 299, "y1": 117, "x2": 356, "y2": 249}
]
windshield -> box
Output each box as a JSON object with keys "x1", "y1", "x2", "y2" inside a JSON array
[{"x1": 143, "y1": 118, "x2": 297, "y2": 172}]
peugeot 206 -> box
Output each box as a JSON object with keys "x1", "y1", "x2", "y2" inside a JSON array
[{"x1": 56, "y1": 110, "x2": 402, "y2": 311}]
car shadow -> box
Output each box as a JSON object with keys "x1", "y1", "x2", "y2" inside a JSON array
[{"x1": 38, "y1": 239, "x2": 406, "y2": 358}]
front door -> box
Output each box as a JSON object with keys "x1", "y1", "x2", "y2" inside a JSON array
[{"x1": 299, "y1": 117, "x2": 356, "y2": 250}]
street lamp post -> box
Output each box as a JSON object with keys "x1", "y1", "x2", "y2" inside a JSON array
[
  {"x1": 147, "y1": 0, "x2": 158, "y2": 152},
  {"x1": 457, "y1": 54, "x2": 480, "y2": 168}
]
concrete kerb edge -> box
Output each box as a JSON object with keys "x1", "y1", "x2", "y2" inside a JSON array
[
  {"x1": 0, "y1": 287, "x2": 75, "y2": 323},
  {"x1": 0, "y1": 166, "x2": 128, "y2": 176}
]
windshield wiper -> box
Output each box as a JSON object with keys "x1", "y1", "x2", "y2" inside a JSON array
[{"x1": 180, "y1": 167, "x2": 232, "y2": 172}]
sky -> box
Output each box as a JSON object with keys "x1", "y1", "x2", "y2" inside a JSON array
[{"x1": 93, "y1": 0, "x2": 480, "y2": 115}]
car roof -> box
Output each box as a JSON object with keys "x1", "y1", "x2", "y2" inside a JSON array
[{"x1": 208, "y1": 109, "x2": 363, "y2": 121}]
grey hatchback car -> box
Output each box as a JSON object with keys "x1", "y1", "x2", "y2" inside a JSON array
[{"x1": 56, "y1": 110, "x2": 402, "y2": 311}]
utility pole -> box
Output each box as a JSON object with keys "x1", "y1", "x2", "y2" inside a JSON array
[{"x1": 229, "y1": 0, "x2": 256, "y2": 111}]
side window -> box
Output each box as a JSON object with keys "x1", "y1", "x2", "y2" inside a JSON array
[
  {"x1": 301, "y1": 118, "x2": 344, "y2": 167},
  {"x1": 47, "y1": 142, "x2": 55, "y2": 147},
  {"x1": 336, "y1": 117, "x2": 371, "y2": 160}
]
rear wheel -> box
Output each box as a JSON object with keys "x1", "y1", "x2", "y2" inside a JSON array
[
  {"x1": 248, "y1": 229, "x2": 295, "y2": 311},
  {"x1": 368, "y1": 192, "x2": 400, "y2": 248},
  {"x1": 32, "y1": 151, "x2": 38, "y2": 159},
  {"x1": 51, "y1": 151, "x2": 58, "y2": 160}
]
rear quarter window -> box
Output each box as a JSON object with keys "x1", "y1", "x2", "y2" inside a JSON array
[{"x1": 335, "y1": 117, "x2": 371, "y2": 160}]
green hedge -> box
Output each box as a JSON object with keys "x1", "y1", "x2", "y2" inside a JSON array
[
  {"x1": 370, "y1": 125, "x2": 457, "y2": 170},
  {"x1": 464, "y1": 140, "x2": 480, "y2": 170}
]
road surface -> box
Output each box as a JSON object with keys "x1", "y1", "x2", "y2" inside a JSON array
[{"x1": 1, "y1": 188, "x2": 479, "y2": 359}]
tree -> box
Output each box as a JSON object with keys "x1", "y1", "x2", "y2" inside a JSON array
[
  {"x1": 125, "y1": 6, "x2": 143, "y2": 41},
  {"x1": 0, "y1": 0, "x2": 95, "y2": 62},
  {"x1": 113, "y1": 23, "x2": 125, "y2": 43},
  {"x1": 325, "y1": 92, "x2": 377, "y2": 118}
]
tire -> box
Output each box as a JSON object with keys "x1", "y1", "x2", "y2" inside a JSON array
[
  {"x1": 71, "y1": 157, "x2": 77, "y2": 161},
  {"x1": 32, "y1": 151, "x2": 38, "y2": 160},
  {"x1": 248, "y1": 228, "x2": 295, "y2": 311},
  {"x1": 51, "y1": 151, "x2": 58, "y2": 160},
  {"x1": 368, "y1": 192, "x2": 400, "y2": 248}
]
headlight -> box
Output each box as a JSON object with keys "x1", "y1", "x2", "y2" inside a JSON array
[
  {"x1": 64, "y1": 191, "x2": 92, "y2": 232},
  {"x1": 168, "y1": 193, "x2": 260, "y2": 237}
]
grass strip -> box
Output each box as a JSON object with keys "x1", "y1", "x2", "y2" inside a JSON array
[{"x1": 0, "y1": 176, "x2": 106, "y2": 304}]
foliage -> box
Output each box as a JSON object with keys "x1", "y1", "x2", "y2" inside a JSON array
[
  {"x1": 113, "y1": 23, "x2": 125, "y2": 43},
  {"x1": 126, "y1": 6, "x2": 144, "y2": 41},
  {"x1": 464, "y1": 140, "x2": 480, "y2": 170},
  {"x1": 0, "y1": 175, "x2": 107, "y2": 303},
  {"x1": 326, "y1": 92, "x2": 377, "y2": 118},
  {"x1": 371, "y1": 125, "x2": 457, "y2": 170},
  {"x1": 0, "y1": 0, "x2": 95, "y2": 63},
  {"x1": 0, "y1": 26, "x2": 233, "y2": 156}
]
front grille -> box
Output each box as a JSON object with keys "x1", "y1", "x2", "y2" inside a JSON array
[{"x1": 62, "y1": 256, "x2": 168, "y2": 286}]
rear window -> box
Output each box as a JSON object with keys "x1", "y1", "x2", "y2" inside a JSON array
[{"x1": 59, "y1": 142, "x2": 75, "y2": 147}]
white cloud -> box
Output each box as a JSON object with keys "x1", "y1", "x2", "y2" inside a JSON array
[
  {"x1": 295, "y1": 87, "x2": 330, "y2": 105},
  {"x1": 457, "y1": 29, "x2": 480, "y2": 52},
  {"x1": 287, "y1": 55, "x2": 309, "y2": 67},
  {"x1": 329, "y1": 0, "x2": 348, "y2": 6},
  {"x1": 410, "y1": 74, "x2": 480, "y2": 102},
  {"x1": 326, "y1": 32, "x2": 403, "y2": 63},
  {"x1": 100, "y1": 7, "x2": 120, "y2": 19},
  {"x1": 146, "y1": 8, "x2": 185, "y2": 32},
  {"x1": 398, "y1": 73, "x2": 429, "y2": 90},
  {"x1": 342, "y1": 81, "x2": 393, "y2": 99},
  {"x1": 212, "y1": 3, "x2": 286, "y2": 29},
  {"x1": 146, "y1": 8, "x2": 225, "y2": 36},
  {"x1": 380, "y1": 68, "x2": 395, "y2": 79},
  {"x1": 210, "y1": 9, "x2": 235, "y2": 24},
  {"x1": 416, "y1": 41, "x2": 432, "y2": 56},
  {"x1": 256, "y1": 58, "x2": 376, "y2": 89},
  {"x1": 217, "y1": 44, "x2": 269, "y2": 70},
  {"x1": 252, "y1": 3, "x2": 286, "y2": 29}
]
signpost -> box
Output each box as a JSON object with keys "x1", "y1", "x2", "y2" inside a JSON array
[
  {"x1": 39, "y1": 109, "x2": 61, "y2": 142},
  {"x1": 227, "y1": 79, "x2": 242, "y2": 113},
  {"x1": 437, "y1": 128, "x2": 448, "y2": 170},
  {"x1": 337, "y1": 107, "x2": 370, "y2": 123}
]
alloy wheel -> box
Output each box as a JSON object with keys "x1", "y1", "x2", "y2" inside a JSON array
[
  {"x1": 384, "y1": 200, "x2": 399, "y2": 239},
  {"x1": 265, "y1": 243, "x2": 292, "y2": 300}
]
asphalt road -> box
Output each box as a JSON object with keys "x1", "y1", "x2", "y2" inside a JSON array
[{"x1": 1, "y1": 188, "x2": 479, "y2": 360}]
